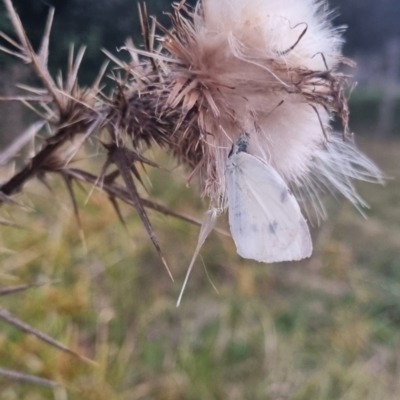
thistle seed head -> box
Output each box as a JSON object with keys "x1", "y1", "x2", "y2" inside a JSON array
[{"x1": 122, "y1": 0, "x2": 376, "y2": 213}]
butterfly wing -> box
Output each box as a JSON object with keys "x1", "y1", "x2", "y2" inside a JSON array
[{"x1": 226, "y1": 152, "x2": 312, "y2": 263}]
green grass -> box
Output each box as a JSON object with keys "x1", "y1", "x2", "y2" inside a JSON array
[
  {"x1": 0, "y1": 140, "x2": 400, "y2": 400},
  {"x1": 349, "y1": 88, "x2": 400, "y2": 137}
]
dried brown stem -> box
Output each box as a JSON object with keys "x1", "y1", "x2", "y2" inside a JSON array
[
  {"x1": 0, "y1": 307, "x2": 95, "y2": 365},
  {"x1": 0, "y1": 367, "x2": 59, "y2": 388}
]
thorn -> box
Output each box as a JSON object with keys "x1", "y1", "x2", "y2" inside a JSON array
[
  {"x1": 111, "y1": 147, "x2": 174, "y2": 281},
  {"x1": 61, "y1": 173, "x2": 87, "y2": 253},
  {"x1": 0, "y1": 283, "x2": 36, "y2": 297},
  {"x1": 38, "y1": 7, "x2": 55, "y2": 67},
  {"x1": 84, "y1": 158, "x2": 111, "y2": 205},
  {"x1": 108, "y1": 196, "x2": 131, "y2": 237},
  {"x1": 66, "y1": 46, "x2": 87, "y2": 94},
  {"x1": 0, "y1": 367, "x2": 59, "y2": 388},
  {"x1": 0, "y1": 307, "x2": 95, "y2": 364},
  {"x1": 0, "y1": 121, "x2": 45, "y2": 166}
]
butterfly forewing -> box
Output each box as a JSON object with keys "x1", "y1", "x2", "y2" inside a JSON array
[{"x1": 226, "y1": 151, "x2": 312, "y2": 263}]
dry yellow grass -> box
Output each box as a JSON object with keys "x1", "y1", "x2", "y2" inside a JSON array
[{"x1": 0, "y1": 139, "x2": 399, "y2": 399}]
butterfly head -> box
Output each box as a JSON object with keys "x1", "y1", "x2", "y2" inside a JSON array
[{"x1": 228, "y1": 134, "x2": 249, "y2": 158}]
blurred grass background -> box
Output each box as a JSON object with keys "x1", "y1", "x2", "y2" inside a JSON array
[{"x1": 0, "y1": 137, "x2": 399, "y2": 399}]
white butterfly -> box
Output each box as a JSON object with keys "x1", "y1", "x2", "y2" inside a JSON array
[
  {"x1": 226, "y1": 135, "x2": 312, "y2": 263},
  {"x1": 177, "y1": 135, "x2": 312, "y2": 306}
]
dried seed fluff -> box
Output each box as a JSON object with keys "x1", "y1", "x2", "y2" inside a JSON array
[{"x1": 148, "y1": 0, "x2": 382, "y2": 215}]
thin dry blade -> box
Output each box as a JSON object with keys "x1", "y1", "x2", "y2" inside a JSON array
[
  {"x1": 177, "y1": 209, "x2": 218, "y2": 307},
  {"x1": 0, "y1": 367, "x2": 59, "y2": 388}
]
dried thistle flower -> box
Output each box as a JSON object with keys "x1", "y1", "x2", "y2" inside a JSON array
[
  {"x1": 127, "y1": 0, "x2": 382, "y2": 213},
  {"x1": 0, "y1": 0, "x2": 383, "y2": 268}
]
